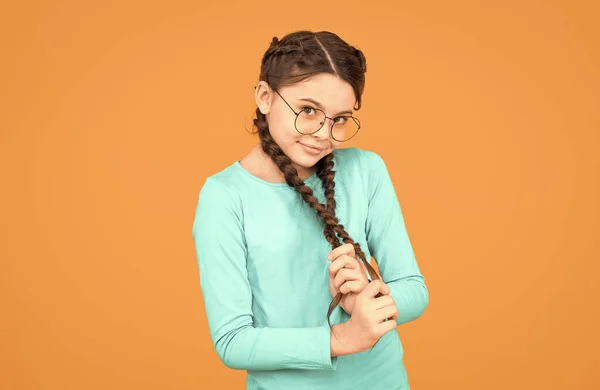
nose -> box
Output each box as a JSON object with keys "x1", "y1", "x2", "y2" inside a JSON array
[{"x1": 313, "y1": 118, "x2": 334, "y2": 140}]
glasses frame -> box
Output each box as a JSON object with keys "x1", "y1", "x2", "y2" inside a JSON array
[{"x1": 271, "y1": 88, "x2": 361, "y2": 142}]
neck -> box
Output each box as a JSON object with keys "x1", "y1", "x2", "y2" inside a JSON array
[{"x1": 254, "y1": 143, "x2": 317, "y2": 182}]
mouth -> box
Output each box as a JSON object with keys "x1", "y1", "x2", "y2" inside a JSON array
[{"x1": 298, "y1": 142, "x2": 325, "y2": 153}]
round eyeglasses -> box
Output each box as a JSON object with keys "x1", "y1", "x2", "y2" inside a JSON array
[{"x1": 272, "y1": 89, "x2": 361, "y2": 142}]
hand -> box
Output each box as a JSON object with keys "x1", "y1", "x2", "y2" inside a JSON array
[
  {"x1": 327, "y1": 243, "x2": 370, "y2": 315},
  {"x1": 331, "y1": 280, "x2": 399, "y2": 355}
]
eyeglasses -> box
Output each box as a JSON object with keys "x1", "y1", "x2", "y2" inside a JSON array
[{"x1": 272, "y1": 89, "x2": 361, "y2": 142}]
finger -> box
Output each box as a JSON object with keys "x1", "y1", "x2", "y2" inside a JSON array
[
  {"x1": 327, "y1": 243, "x2": 356, "y2": 261},
  {"x1": 328, "y1": 255, "x2": 360, "y2": 277},
  {"x1": 358, "y1": 259, "x2": 368, "y2": 272},
  {"x1": 339, "y1": 280, "x2": 364, "y2": 295},
  {"x1": 377, "y1": 305, "x2": 398, "y2": 323},
  {"x1": 339, "y1": 254, "x2": 361, "y2": 270},
  {"x1": 333, "y1": 268, "x2": 351, "y2": 289},
  {"x1": 333, "y1": 268, "x2": 361, "y2": 290},
  {"x1": 328, "y1": 257, "x2": 348, "y2": 278},
  {"x1": 379, "y1": 280, "x2": 391, "y2": 296},
  {"x1": 359, "y1": 279, "x2": 388, "y2": 300},
  {"x1": 373, "y1": 295, "x2": 395, "y2": 310},
  {"x1": 376, "y1": 318, "x2": 398, "y2": 335},
  {"x1": 328, "y1": 256, "x2": 351, "y2": 277}
]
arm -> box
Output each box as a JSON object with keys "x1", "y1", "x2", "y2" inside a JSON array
[
  {"x1": 361, "y1": 150, "x2": 429, "y2": 325},
  {"x1": 192, "y1": 177, "x2": 339, "y2": 371}
]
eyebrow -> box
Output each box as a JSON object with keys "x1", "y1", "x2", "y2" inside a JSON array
[{"x1": 297, "y1": 97, "x2": 354, "y2": 116}]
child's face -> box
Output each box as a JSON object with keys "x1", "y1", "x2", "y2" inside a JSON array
[{"x1": 261, "y1": 73, "x2": 357, "y2": 171}]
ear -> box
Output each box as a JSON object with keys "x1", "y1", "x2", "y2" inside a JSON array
[{"x1": 254, "y1": 81, "x2": 274, "y2": 115}]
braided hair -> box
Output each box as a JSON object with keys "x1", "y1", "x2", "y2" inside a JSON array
[{"x1": 252, "y1": 31, "x2": 379, "y2": 325}]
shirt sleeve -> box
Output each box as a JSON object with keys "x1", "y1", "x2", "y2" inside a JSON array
[
  {"x1": 192, "y1": 176, "x2": 338, "y2": 371},
  {"x1": 360, "y1": 150, "x2": 429, "y2": 325}
]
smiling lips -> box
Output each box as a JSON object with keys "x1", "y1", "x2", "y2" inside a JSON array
[{"x1": 298, "y1": 142, "x2": 325, "y2": 155}]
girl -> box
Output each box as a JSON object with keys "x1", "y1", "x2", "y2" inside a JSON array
[{"x1": 192, "y1": 30, "x2": 429, "y2": 390}]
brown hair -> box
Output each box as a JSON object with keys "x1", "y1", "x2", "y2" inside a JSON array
[{"x1": 252, "y1": 30, "x2": 381, "y2": 325}]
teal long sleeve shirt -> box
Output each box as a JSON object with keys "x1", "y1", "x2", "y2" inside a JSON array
[{"x1": 192, "y1": 147, "x2": 428, "y2": 389}]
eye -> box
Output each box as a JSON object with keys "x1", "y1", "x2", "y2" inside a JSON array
[
  {"x1": 333, "y1": 116, "x2": 349, "y2": 124},
  {"x1": 301, "y1": 107, "x2": 316, "y2": 115}
]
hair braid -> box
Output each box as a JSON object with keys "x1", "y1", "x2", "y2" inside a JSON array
[
  {"x1": 261, "y1": 36, "x2": 316, "y2": 70},
  {"x1": 253, "y1": 108, "x2": 381, "y2": 325},
  {"x1": 316, "y1": 152, "x2": 383, "y2": 324},
  {"x1": 254, "y1": 110, "x2": 341, "y2": 247},
  {"x1": 252, "y1": 30, "x2": 373, "y2": 326}
]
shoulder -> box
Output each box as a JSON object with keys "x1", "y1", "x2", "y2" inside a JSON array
[
  {"x1": 334, "y1": 147, "x2": 388, "y2": 176},
  {"x1": 192, "y1": 165, "x2": 245, "y2": 237},
  {"x1": 196, "y1": 164, "x2": 245, "y2": 215}
]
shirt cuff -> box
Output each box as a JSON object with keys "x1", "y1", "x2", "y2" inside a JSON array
[{"x1": 319, "y1": 322, "x2": 338, "y2": 370}]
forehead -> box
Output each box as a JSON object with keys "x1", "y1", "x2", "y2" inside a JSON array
[{"x1": 280, "y1": 73, "x2": 356, "y2": 112}]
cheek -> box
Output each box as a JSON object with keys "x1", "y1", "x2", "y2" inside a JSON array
[{"x1": 268, "y1": 116, "x2": 300, "y2": 143}]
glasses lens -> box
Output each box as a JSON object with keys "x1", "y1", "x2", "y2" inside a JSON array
[
  {"x1": 331, "y1": 116, "x2": 360, "y2": 142},
  {"x1": 295, "y1": 108, "x2": 326, "y2": 134},
  {"x1": 295, "y1": 108, "x2": 361, "y2": 142}
]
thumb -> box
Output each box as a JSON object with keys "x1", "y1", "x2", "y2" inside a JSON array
[{"x1": 360, "y1": 279, "x2": 388, "y2": 299}]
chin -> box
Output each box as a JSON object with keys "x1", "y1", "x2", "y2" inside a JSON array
[{"x1": 288, "y1": 153, "x2": 318, "y2": 170}]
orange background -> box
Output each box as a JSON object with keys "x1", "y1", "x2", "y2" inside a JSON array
[{"x1": 1, "y1": 1, "x2": 599, "y2": 389}]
